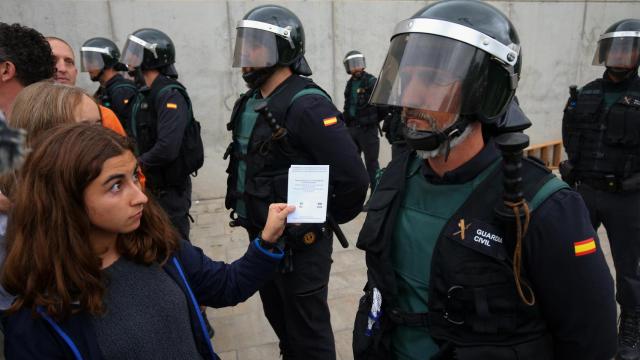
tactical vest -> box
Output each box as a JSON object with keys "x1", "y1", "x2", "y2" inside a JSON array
[
  {"x1": 102, "y1": 77, "x2": 136, "y2": 109},
  {"x1": 130, "y1": 76, "x2": 204, "y2": 190},
  {"x1": 224, "y1": 75, "x2": 330, "y2": 230},
  {"x1": 563, "y1": 76, "x2": 640, "y2": 180},
  {"x1": 100, "y1": 78, "x2": 137, "y2": 133},
  {"x1": 353, "y1": 151, "x2": 567, "y2": 360},
  {"x1": 344, "y1": 72, "x2": 378, "y2": 127}
]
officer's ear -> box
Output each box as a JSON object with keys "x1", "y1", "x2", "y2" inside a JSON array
[{"x1": 0, "y1": 61, "x2": 17, "y2": 83}]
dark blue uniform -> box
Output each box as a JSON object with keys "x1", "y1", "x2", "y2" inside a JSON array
[
  {"x1": 353, "y1": 143, "x2": 616, "y2": 359},
  {"x1": 563, "y1": 71, "x2": 640, "y2": 308},
  {"x1": 226, "y1": 74, "x2": 368, "y2": 359},
  {"x1": 344, "y1": 71, "x2": 381, "y2": 188},
  {"x1": 95, "y1": 74, "x2": 136, "y2": 132},
  {"x1": 135, "y1": 75, "x2": 192, "y2": 240}
]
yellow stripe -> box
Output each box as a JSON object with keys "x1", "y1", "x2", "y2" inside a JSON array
[
  {"x1": 166, "y1": 103, "x2": 178, "y2": 109},
  {"x1": 574, "y1": 241, "x2": 596, "y2": 254},
  {"x1": 323, "y1": 117, "x2": 337, "y2": 126}
]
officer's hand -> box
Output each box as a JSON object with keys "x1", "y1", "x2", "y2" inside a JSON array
[{"x1": 262, "y1": 203, "x2": 296, "y2": 243}]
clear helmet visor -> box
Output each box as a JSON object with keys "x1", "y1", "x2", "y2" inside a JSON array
[
  {"x1": 232, "y1": 27, "x2": 278, "y2": 68},
  {"x1": 344, "y1": 56, "x2": 366, "y2": 74},
  {"x1": 121, "y1": 37, "x2": 145, "y2": 68},
  {"x1": 592, "y1": 36, "x2": 640, "y2": 68},
  {"x1": 80, "y1": 50, "x2": 105, "y2": 72},
  {"x1": 370, "y1": 33, "x2": 493, "y2": 117}
]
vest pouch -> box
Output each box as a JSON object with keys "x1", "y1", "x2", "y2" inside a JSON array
[
  {"x1": 243, "y1": 175, "x2": 277, "y2": 229},
  {"x1": 605, "y1": 105, "x2": 628, "y2": 145},
  {"x1": 353, "y1": 288, "x2": 392, "y2": 360},
  {"x1": 356, "y1": 189, "x2": 397, "y2": 253},
  {"x1": 562, "y1": 109, "x2": 581, "y2": 156},
  {"x1": 622, "y1": 104, "x2": 640, "y2": 147},
  {"x1": 573, "y1": 96, "x2": 601, "y2": 124}
]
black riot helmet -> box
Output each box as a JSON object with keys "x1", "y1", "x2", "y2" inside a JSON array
[
  {"x1": 371, "y1": 0, "x2": 521, "y2": 125},
  {"x1": 121, "y1": 28, "x2": 177, "y2": 77},
  {"x1": 592, "y1": 19, "x2": 640, "y2": 71},
  {"x1": 233, "y1": 4, "x2": 311, "y2": 76},
  {"x1": 343, "y1": 50, "x2": 366, "y2": 74},
  {"x1": 80, "y1": 37, "x2": 126, "y2": 74}
]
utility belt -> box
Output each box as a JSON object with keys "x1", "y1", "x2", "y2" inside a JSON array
[
  {"x1": 387, "y1": 307, "x2": 430, "y2": 327},
  {"x1": 577, "y1": 172, "x2": 640, "y2": 192},
  {"x1": 432, "y1": 334, "x2": 553, "y2": 360},
  {"x1": 229, "y1": 213, "x2": 332, "y2": 273},
  {"x1": 387, "y1": 307, "x2": 553, "y2": 360}
]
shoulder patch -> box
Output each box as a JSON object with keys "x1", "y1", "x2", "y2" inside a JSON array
[
  {"x1": 323, "y1": 117, "x2": 338, "y2": 126},
  {"x1": 574, "y1": 237, "x2": 596, "y2": 256},
  {"x1": 166, "y1": 103, "x2": 178, "y2": 109}
]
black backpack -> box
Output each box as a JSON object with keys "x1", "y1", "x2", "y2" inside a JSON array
[{"x1": 156, "y1": 84, "x2": 205, "y2": 180}]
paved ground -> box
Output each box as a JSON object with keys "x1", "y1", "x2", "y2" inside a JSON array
[{"x1": 189, "y1": 196, "x2": 615, "y2": 360}]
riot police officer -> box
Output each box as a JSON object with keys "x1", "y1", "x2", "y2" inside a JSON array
[
  {"x1": 121, "y1": 28, "x2": 203, "y2": 241},
  {"x1": 80, "y1": 37, "x2": 136, "y2": 132},
  {"x1": 343, "y1": 50, "x2": 381, "y2": 188},
  {"x1": 561, "y1": 18, "x2": 640, "y2": 360},
  {"x1": 353, "y1": 1, "x2": 616, "y2": 359},
  {"x1": 226, "y1": 5, "x2": 368, "y2": 359}
]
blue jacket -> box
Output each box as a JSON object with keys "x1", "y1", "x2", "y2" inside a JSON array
[{"x1": 2, "y1": 239, "x2": 283, "y2": 359}]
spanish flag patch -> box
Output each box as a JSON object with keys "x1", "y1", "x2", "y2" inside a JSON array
[
  {"x1": 574, "y1": 237, "x2": 596, "y2": 256},
  {"x1": 166, "y1": 103, "x2": 178, "y2": 109},
  {"x1": 323, "y1": 117, "x2": 338, "y2": 126}
]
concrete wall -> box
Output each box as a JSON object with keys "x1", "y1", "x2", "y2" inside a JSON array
[{"x1": 2, "y1": 0, "x2": 639, "y2": 199}]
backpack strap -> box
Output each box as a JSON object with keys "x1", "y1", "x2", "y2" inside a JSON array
[
  {"x1": 290, "y1": 87, "x2": 331, "y2": 104},
  {"x1": 36, "y1": 306, "x2": 84, "y2": 360},
  {"x1": 529, "y1": 176, "x2": 569, "y2": 211}
]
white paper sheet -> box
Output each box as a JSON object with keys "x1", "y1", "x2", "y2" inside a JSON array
[{"x1": 287, "y1": 165, "x2": 330, "y2": 223}]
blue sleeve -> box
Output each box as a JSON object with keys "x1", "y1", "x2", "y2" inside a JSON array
[
  {"x1": 175, "y1": 240, "x2": 282, "y2": 308},
  {"x1": 287, "y1": 95, "x2": 369, "y2": 223},
  {"x1": 524, "y1": 189, "x2": 617, "y2": 359},
  {"x1": 138, "y1": 89, "x2": 190, "y2": 167}
]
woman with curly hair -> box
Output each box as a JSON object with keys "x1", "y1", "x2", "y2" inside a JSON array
[{"x1": 2, "y1": 123, "x2": 293, "y2": 359}]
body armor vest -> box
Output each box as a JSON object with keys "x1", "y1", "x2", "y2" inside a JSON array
[
  {"x1": 563, "y1": 76, "x2": 640, "y2": 180},
  {"x1": 130, "y1": 75, "x2": 201, "y2": 190},
  {"x1": 224, "y1": 75, "x2": 329, "y2": 230},
  {"x1": 353, "y1": 151, "x2": 567, "y2": 360},
  {"x1": 101, "y1": 76, "x2": 136, "y2": 130},
  {"x1": 344, "y1": 72, "x2": 378, "y2": 127}
]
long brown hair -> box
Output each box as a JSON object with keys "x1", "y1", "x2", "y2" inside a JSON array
[{"x1": 2, "y1": 123, "x2": 179, "y2": 319}]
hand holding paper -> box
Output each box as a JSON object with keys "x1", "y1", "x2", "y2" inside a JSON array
[{"x1": 287, "y1": 165, "x2": 329, "y2": 223}]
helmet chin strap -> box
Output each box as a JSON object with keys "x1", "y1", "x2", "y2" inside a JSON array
[
  {"x1": 242, "y1": 66, "x2": 278, "y2": 90},
  {"x1": 90, "y1": 68, "x2": 105, "y2": 82},
  {"x1": 404, "y1": 116, "x2": 472, "y2": 161},
  {"x1": 607, "y1": 66, "x2": 638, "y2": 80},
  {"x1": 129, "y1": 67, "x2": 148, "y2": 91}
]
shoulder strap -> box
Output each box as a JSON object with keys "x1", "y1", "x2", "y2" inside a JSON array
[
  {"x1": 156, "y1": 83, "x2": 194, "y2": 117},
  {"x1": 109, "y1": 82, "x2": 137, "y2": 92},
  {"x1": 579, "y1": 79, "x2": 603, "y2": 96},
  {"x1": 529, "y1": 176, "x2": 569, "y2": 211},
  {"x1": 170, "y1": 257, "x2": 216, "y2": 359},
  {"x1": 36, "y1": 307, "x2": 84, "y2": 360},
  {"x1": 290, "y1": 87, "x2": 330, "y2": 104},
  {"x1": 266, "y1": 75, "x2": 331, "y2": 126},
  {"x1": 628, "y1": 76, "x2": 640, "y2": 96}
]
